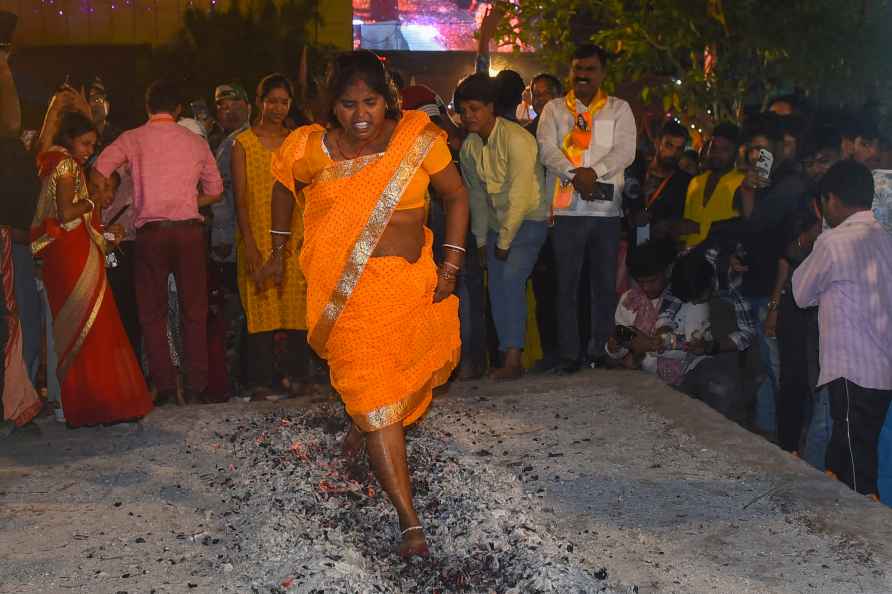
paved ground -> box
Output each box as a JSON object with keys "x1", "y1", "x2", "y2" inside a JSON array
[{"x1": 2, "y1": 369, "x2": 892, "y2": 593}]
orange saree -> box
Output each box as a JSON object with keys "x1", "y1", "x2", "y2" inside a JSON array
[
  {"x1": 272, "y1": 112, "x2": 460, "y2": 432},
  {"x1": 32, "y1": 150, "x2": 153, "y2": 428}
]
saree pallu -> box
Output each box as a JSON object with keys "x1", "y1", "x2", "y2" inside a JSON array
[
  {"x1": 273, "y1": 112, "x2": 460, "y2": 432},
  {"x1": 32, "y1": 216, "x2": 153, "y2": 427}
]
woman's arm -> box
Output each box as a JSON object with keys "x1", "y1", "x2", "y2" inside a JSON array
[
  {"x1": 0, "y1": 49, "x2": 21, "y2": 137},
  {"x1": 232, "y1": 141, "x2": 263, "y2": 278},
  {"x1": 263, "y1": 180, "x2": 301, "y2": 287},
  {"x1": 429, "y1": 162, "x2": 469, "y2": 302},
  {"x1": 56, "y1": 173, "x2": 94, "y2": 223}
]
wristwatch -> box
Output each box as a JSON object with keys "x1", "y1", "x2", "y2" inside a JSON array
[{"x1": 767, "y1": 299, "x2": 779, "y2": 312}]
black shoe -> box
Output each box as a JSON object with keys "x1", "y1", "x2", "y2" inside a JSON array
[
  {"x1": 586, "y1": 355, "x2": 609, "y2": 369},
  {"x1": 155, "y1": 389, "x2": 177, "y2": 407},
  {"x1": 531, "y1": 355, "x2": 561, "y2": 374},
  {"x1": 552, "y1": 360, "x2": 581, "y2": 376}
]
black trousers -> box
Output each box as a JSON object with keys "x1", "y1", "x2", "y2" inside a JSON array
[
  {"x1": 106, "y1": 241, "x2": 142, "y2": 359},
  {"x1": 678, "y1": 354, "x2": 747, "y2": 424},
  {"x1": 776, "y1": 291, "x2": 814, "y2": 452},
  {"x1": 550, "y1": 216, "x2": 620, "y2": 361},
  {"x1": 242, "y1": 330, "x2": 309, "y2": 390},
  {"x1": 827, "y1": 378, "x2": 892, "y2": 495}
]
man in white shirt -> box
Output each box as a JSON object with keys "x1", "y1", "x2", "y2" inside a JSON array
[{"x1": 537, "y1": 44, "x2": 636, "y2": 374}]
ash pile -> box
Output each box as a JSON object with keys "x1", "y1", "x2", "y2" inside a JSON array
[{"x1": 208, "y1": 404, "x2": 624, "y2": 593}]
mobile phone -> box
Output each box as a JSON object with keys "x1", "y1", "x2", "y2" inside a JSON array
[
  {"x1": 755, "y1": 148, "x2": 774, "y2": 182},
  {"x1": 0, "y1": 11, "x2": 17, "y2": 46},
  {"x1": 582, "y1": 181, "x2": 615, "y2": 202}
]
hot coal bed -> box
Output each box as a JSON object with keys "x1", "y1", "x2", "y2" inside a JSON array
[{"x1": 203, "y1": 404, "x2": 623, "y2": 593}]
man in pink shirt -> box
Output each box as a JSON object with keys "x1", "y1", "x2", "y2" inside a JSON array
[
  {"x1": 793, "y1": 160, "x2": 892, "y2": 497},
  {"x1": 93, "y1": 79, "x2": 223, "y2": 405}
]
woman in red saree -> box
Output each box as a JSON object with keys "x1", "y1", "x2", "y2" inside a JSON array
[
  {"x1": 266, "y1": 51, "x2": 469, "y2": 557},
  {"x1": 32, "y1": 111, "x2": 153, "y2": 427}
]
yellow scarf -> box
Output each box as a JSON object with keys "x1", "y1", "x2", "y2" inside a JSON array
[{"x1": 553, "y1": 89, "x2": 608, "y2": 209}]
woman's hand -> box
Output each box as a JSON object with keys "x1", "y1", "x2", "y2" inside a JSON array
[
  {"x1": 433, "y1": 266, "x2": 456, "y2": 303},
  {"x1": 244, "y1": 238, "x2": 264, "y2": 282},
  {"x1": 255, "y1": 251, "x2": 286, "y2": 289}
]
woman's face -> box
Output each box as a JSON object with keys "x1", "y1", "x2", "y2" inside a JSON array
[
  {"x1": 334, "y1": 78, "x2": 387, "y2": 142},
  {"x1": 260, "y1": 87, "x2": 292, "y2": 126},
  {"x1": 70, "y1": 130, "x2": 98, "y2": 165}
]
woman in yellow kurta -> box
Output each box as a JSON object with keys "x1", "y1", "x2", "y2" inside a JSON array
[
  {"x1": 232, "y1": 74, "x2": 309, "y2": 400},
  {"x1": 264, "y1": 51, "x2": 469, "y2": 558}
]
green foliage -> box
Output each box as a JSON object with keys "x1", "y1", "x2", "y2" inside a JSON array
[
  {"x1": 148, "y1": 0, "x2": 330, "y2": 104},
  {"x1": 497, "y1": 0, "x2": 892, "y2": 122}
]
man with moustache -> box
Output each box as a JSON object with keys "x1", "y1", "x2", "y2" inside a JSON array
[
  {"x1": 677, "y1": 123, "x2": 744, "y2": 249},
  {"x1": 537, "y1": 44, "x2": 637, "y2": 374},
  {"x1": 627, "y1": 120, "x2": 692, "y2": 243}
]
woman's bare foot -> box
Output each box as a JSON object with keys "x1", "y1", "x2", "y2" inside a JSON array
[
  {"x1": 341, "y1": 423, "x2": 364, "y2": 459},
  {"x1": 399, "y1": 525, "x2": 430, "y2": 559}
]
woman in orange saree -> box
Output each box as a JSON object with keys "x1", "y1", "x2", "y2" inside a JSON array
[
  {"x1": 32, "y1": 111, "x2": 153, "y2": 428},
  {"x1": 265, "y1": 51, "x2": 469, "y2": 558}
]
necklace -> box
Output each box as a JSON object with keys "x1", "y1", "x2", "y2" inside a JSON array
[{"x1": 335, "y1": 124, "x2": 384, "y2": 160}]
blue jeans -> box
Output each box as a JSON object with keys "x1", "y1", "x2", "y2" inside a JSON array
[
  {"x1": 12, "y1": 243, "x2": 41, "y2": 385},
  {"x1": 878, "y1": 402, "x2": 892, "y2": 504},
  {"x1": 486, "y1": 221, "x2": 547, "y2": 350},
  {"x1": 747, "y1": 296, "x2": 780, "y2": 433},
  {"x1": 804, "y1": 386, "x2": 832, "y2": 470}
]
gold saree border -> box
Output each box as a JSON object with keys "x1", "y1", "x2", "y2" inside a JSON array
[
  {"x1": 350, "y1": 379, "x2": 432, "y2": 432},
  {"x1": 308, "y1": 129, "x2": 439, "y2": 354},
  {"x1": 349, "y1": 341, "x2": 460, "y2": 432},
  {"x1": 30, "y1": 233, "x2": 54, "y2": 256},
  {"x1": 54, "y1": 240, "x2": 106, "y2": 379}
]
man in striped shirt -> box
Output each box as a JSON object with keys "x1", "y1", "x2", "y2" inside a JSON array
[{"x1": 793, "y1": 160, "x2": 892, "y2": 497}]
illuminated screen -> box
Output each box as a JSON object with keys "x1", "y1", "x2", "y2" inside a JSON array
[{"x1": 353, "y1": 0, "x2": 519, "y2": 52}]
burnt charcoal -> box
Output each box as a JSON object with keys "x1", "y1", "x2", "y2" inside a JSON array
[{"x1": 205, "y1": 404, "x2": 617, "y2": 593}]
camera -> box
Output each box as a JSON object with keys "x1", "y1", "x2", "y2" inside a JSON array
[{"x1": 614, "y1": 325, "x2": 636, "y2": 348}]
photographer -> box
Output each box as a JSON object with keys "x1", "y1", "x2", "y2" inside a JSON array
[
  {"x1": 605, "y1": 240, "x2": 674, "y2": 371},
  {"x1": 657, "y1": 250, "x2": 756, "y2": 422},
  {"x1": 734, "y1": 113, "x2": 809, "y2": 435}
]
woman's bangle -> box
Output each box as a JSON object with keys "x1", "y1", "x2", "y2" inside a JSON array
[
  {"x1": 438, "y1": 265, "x2": 457, "y2": 282},
  {"x1": 443, "y1": 261, "x2": 461, "y2": 273},
  {"x1": 442, "y1": 243, "x2": 466, "y2": 254},
  {"x1": 270, "y1": 243, "x2": 291, "y2": 258},
  {"x1": 270, "y1": 229, "x2": 292, "y2": 236}
]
